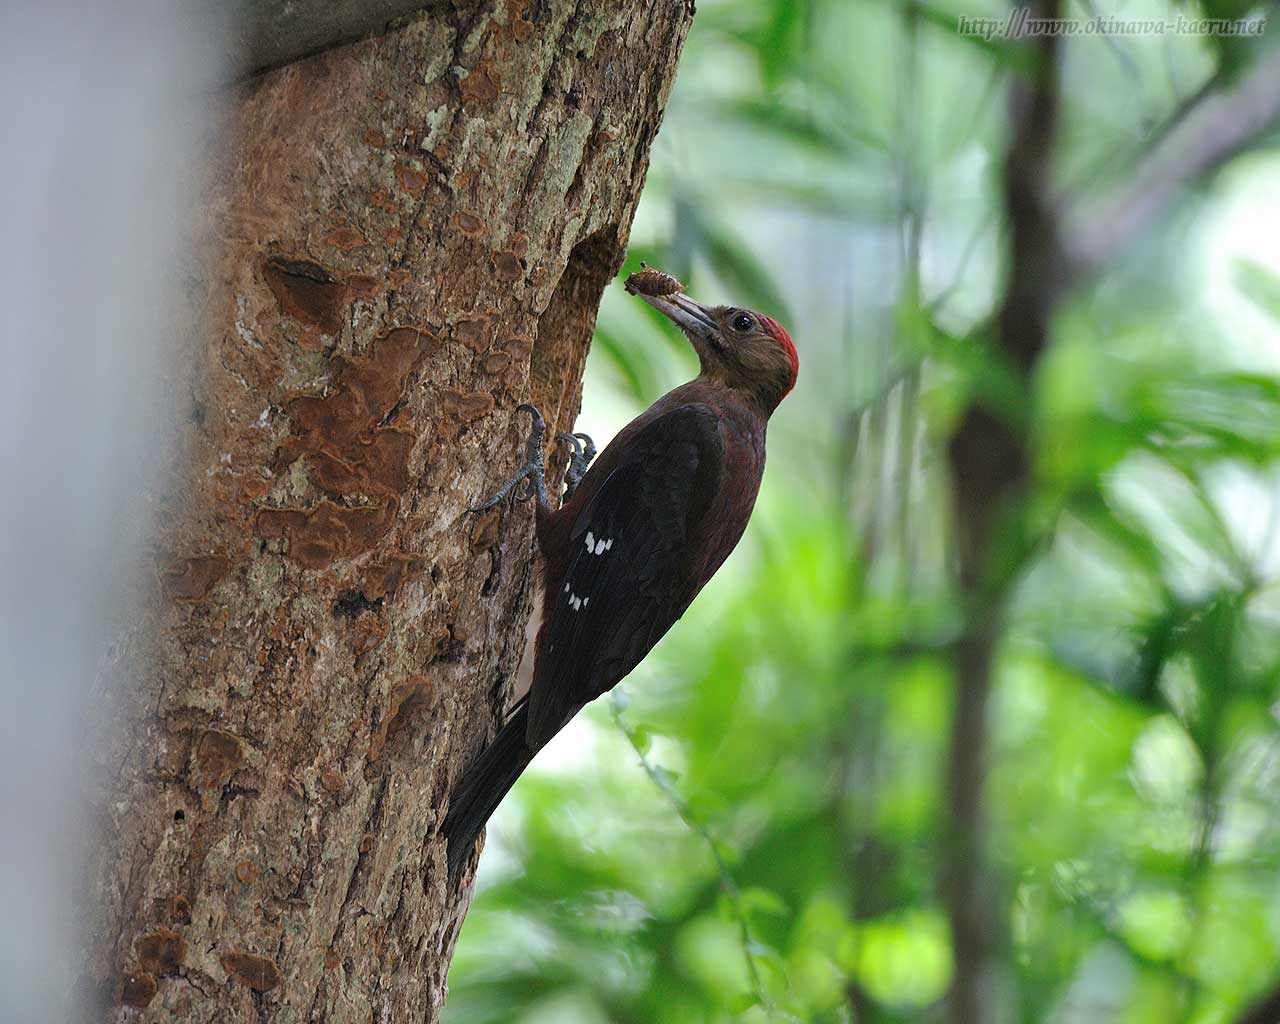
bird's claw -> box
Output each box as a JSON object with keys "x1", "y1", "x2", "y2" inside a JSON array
[
  {"x1": 469, "y1": 405, "x2": 596, "y2": 512},
  {"x1": 558, "y1": 431, "x2": 597, "y2": 503},
  {"x1": 469, "y1": 404, "x2": 551, "y2": 512}
]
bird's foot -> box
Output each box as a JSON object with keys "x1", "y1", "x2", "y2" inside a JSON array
[
  {"x1": 558, "y1": 432, "x2": 596, "y2": 504},
  {"x1": 469, "y1": 403, "x2": 551, "y2": 512}
]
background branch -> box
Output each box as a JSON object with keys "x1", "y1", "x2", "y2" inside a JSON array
[
  {"x1": 945, "y1": 2, "x2": 1063, "y2": 1021},
  {"x1": 1064, "y1": 45, "x2": 1280, "y2": 279}
]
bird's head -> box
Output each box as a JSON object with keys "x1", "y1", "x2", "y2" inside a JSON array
[{"x1": 638, "y1": 291, "x2": 798, "y2": 412}]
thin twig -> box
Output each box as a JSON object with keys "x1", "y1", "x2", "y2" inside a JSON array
[
  {"x1": 1078, "y1": 0, "x2": 1145, "y2": 112},
  {"x1": 1064, "y1": 46, "x2": 1280, "y2": 279},
  {"x1": 1059, "y1": 67, "x2": 1222, "y2": 205},
  {"x1": 926, "y1": 209, "x2": 997, "y2": 320},
  {"x1": 610, "y1": 698, "x2": 780, "y2": 1021}
]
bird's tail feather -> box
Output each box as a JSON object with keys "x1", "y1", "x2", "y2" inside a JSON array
[{"x1": 441, "y1": 702, "x2": 534, "y2": 882}]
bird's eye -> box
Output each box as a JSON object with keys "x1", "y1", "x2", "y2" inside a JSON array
[{"x1": 730, "y1": 312, "x2": 754, "y2": 333}]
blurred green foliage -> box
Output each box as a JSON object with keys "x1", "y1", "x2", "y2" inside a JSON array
[{"x1": 447, "y1": 1, "x2": 1280, "y2": 1021}]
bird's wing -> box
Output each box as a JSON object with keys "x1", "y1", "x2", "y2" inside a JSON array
[{"x1": 526, "y1": 403, "x2": 724, "y2": 749}]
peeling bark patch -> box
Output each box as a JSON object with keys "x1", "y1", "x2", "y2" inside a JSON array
[
  {"x1": 346, "y1": 327, "x2": 435, "y2": 420},
  {"x1": 162, "y1": 555, "x2": 230, "y2": 603},
  {"x1": 368, "y1": 676, "x2": 434, "y2": 761},
  {"x1": 194, "y1": 729, "x2": 244, "y2": 776},
  {"x1": 481, "y1": 350, "x2": 512, "y2": 374},
  {"x1": 256, "y1": 498, "x2": 399, "y2": 570},
  {"x1": 120, "y1": 970, "x2": 157, "y2": 1008},
  {"x1": 325, "y1": 226, "x2": 365, "y2": 250},
  {"x1": 258, "y1": 327, "x2": 434, "y2": 567},
  {"x1": 286, "y1": 327, "x2": 434, "y2": 446},
  {"x1": 453, "y1": 211, "x2": 486, "y2": 237},
  {"x1": 470, "y1": 510, "x2": 500, "y2": 551},
  {"x1": 235, "y1": 859, "x2": 258, "y2": 884},
  {"x1": 326, "y1": 557, "x2": 419, "y2": 634},
  {"x1": 361, "y1": 553, "x2": 426, "y2": 601},
  {"x1": 505, "y1": 334, "x2": 535, "y2": 360},
  {"x1": 307, "y1": 427, "x2": 417, "y2": 494},
  {"x1": 492, "y1": 250, "x2": 522, "y2": 281},
  {"x1": 437, "y1": 388, "x2": 494, "y2": 421},
  {"x1": 459, "y1": 65, "x2": 500, "y2": 106},
  {"x1": 135, "y1": 929, "x2": 185, "y2": 976},
  {"x1": 221, "y1": 952, "x2": 282, "y2": 991},
  {"x1": 369, "y1": 188, "x2": 398, "y2": 213},
  {"x1": 262, "y1": 256, "x2": 348, "y2": 335},
  {"x1": 239, "y1": 476, "x2": 273, "y2": 502},
  {"x1": 346, "y1": 273, "x2": 381, "y2": 297},
  {"x1": 395, "y1": 164, "x2": 429, "y2": 194},
  {"x1": 453, "y1": 316, "x2": 490, "y2": 352}
]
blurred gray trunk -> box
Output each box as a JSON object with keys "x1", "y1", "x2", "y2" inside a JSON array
[{"x1": 81, "y1": 3, "x2": 690, "y2": 1019}]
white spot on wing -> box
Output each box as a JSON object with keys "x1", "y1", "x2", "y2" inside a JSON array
[
  {"x1": 585, "y1": 531, "x2": 595, "y2": 552},
  {"x1": 594, "y1": 538, "x2": 609, "y2": 555}
]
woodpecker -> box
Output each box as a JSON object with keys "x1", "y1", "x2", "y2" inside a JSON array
[{"x1": 441, "y1": 267, "x2": 798, "y2": 881}]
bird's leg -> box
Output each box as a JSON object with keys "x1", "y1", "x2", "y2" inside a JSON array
[
  {"x1": 469, "y1": 403, "x2": 551, "y2": 512},
  {"x1": 557, "y1": 432, "x2": 596, "y2": 504}
]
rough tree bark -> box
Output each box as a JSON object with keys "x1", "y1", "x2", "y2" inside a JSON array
[{"x1": 82, "y1": 2, "x2": 692, "y2": 1019}]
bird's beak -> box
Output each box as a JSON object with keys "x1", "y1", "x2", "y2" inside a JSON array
[{"x1": 638, "y1": 291, "x2": 718, "y2": 341}]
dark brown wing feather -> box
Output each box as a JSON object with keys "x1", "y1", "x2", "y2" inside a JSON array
[{"x1": 526, "y1": 404, "x2": 724, "y2": 749}]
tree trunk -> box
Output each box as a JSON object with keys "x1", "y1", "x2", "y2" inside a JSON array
[{"x1": 83, "y1": 3, "x2": 692, "y2": 1019}]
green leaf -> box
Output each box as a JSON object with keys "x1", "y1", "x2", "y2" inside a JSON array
[
  {"x1": 592, "y1": 324, "x2": 655, "y2": 404},
  {"x1": 740, "y1": 887, "x2": 789, "y2": 918},
  {"x1": 632, "y1": 725, "x2": 653, "y2": 756},
  {"x1": 756, "y1": 0, "x2": 807, "y2": 90},
  {"x1": 907, "y1": 0, "x2": 1038, "y2": 75},
  {"x1": 651, "y1": 764, "x2": 678, "y2": 789},
  {"x1": 1233, "y1": 258, "x2": 1280, "y2": 320},
  {"x1": 709, "y1": 97, "x2": 880, "y2": 157},
  {"x1": 696, "y1": 215, "x2": 793, "y2": 323}
]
